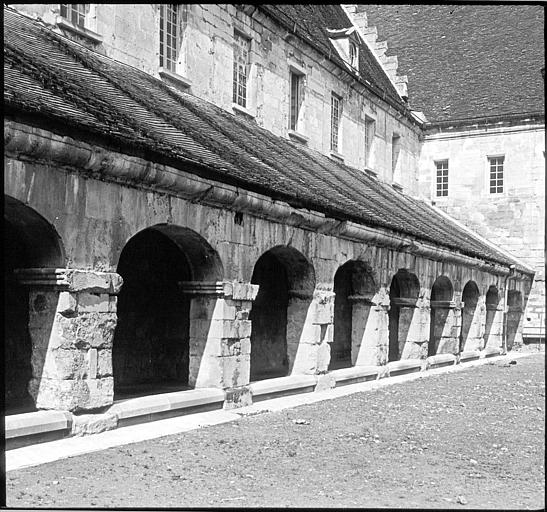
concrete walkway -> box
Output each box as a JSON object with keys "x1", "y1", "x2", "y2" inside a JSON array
[{"x1": 6, "y1": 351, "x2": 535, "y2": 472}]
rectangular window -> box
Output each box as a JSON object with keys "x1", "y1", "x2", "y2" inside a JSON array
[
  {"x1": 435, "y1": 160, "x2": 449, "y2": 197},
  {"x1": 330, "y1": 93, "x2": 342, "y2": 152},
  {"x1": 289, "y1": 72, "x2": 301, "y2": 131},
  {"x1": 160, "y1": 4, "x2": 181, "y2": 72},
  {"x1": 233, "y1": 32, "x2": 250, "y2": 107},
  {"x1": 60, "y1": 4, "x2": 86, "y2": 27},
  {"x1": 489, "y1": 156, "x2": 504, "y2": 193},
  {"x1": 364, "y1": 116, "x2": 375, "y2": 167},
  {"x1": 391, "y1": 134, "x2": 401, "y2": 178}
]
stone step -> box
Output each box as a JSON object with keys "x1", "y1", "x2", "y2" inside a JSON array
[
  {"x1": 109, "y1": 388, "x2": 225, "y2": 427},
  {"x1": 6, "y1": 410, "x2": 72, "y2": 450},
  {"x1": 425, "y1": 353, "x2": 457, "y2": 369},
  {"x1": 481, "y1": 347, "x2": 503, "y2": 358},
  {"x1": 330, "y1": 366, "x2": 379, "y2": 386},
  {"x1": 249, "y1": 375, "x2": 317, "y2": 402},
  {"x1": 460, "y1": 350, "x2": 481, "y2": 363},
  {"x1": 386, "y1": 359, "x2": 423, "y2": 376}
]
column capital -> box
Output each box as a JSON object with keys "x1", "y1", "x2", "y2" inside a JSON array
[
  {"x1": 179, "y1": 280, "x2": 225, "y2": 296},
  {"x1": 289, "y1": 289, "x2": 314, "y2": 300},
  {"x1": 391, "y1": 297, "x2": 418, "y2": 308},
  {"x1": 430, "y1": 300, "x2": 457, "y2": 309},
  {"x1": 14, "y1": 268, "x2": 122, "y2": 294},
  {"x1": 347, "y1": 294, "x2": 376, "y2": 305}
]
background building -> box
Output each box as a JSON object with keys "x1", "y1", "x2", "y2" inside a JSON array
[{"x1": 348, "y1": 4, "x2": 545, "y2": 342}]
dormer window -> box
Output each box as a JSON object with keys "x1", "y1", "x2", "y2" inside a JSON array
[
  {"x1": 326, "y1": 27, "x2": 361, "y2": 71},
  {"x1": 349, "y1": 42, "x2": 358, "y2": 68}
]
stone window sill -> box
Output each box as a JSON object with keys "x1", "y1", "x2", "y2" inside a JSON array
[
  {"x1": 56, "y1": 17, "x2": 103, "y2": 44},
  {"x1": 288, "y1": 130, "x2": 309, "y2": 144},
  {"x1": 329, "y1": 151, "x2": 345, "y2": 162},
  {"x1": 159, "y1": 68, "x2": 192, "y2": 89},
  {"x1": 232, "y1": 103, "x2": 256, "y2": 119}
]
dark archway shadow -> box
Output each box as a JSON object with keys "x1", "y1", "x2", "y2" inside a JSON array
[
  {"x1": 113, "y1": 224, "x2": 223, "y2": 399},
  {"x1": 330, "y1": 260, "x2": 378, "y2": 370},
  {"x1": 4, "y1": 195, "x2": 65, "y2": 414},
  {"x1": 388, "y1": 269, "x2": 420, "y2": 361},
  {"x1": 506, "y1": 290, "x2": 523, "y2": 350},
  {"x1": 428, "y1": 276, "x2": 454, "y2": 356},
  {"x1": 484, "y1": 285, "x2": 500, "y2": 348},
  {"x1": 460, "y1": 281, "x2": 480, "y2": 352},
  {"x1": 250, "y1": 246, "x2": 315, "y2": 381}
]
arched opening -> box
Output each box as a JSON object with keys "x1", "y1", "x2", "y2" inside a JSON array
[
  {"x1": 506, "y1": 290, "x2": 523, "y2": 351},
  {"x1": 484, "y1": 285, "x2": 500, "y2": 348},
  {"x1": 330, "y1": 260, "x2": 376, "y2": 370},
  {"x1": 112, "y1": 225, "x2": 223, "y2": 399},
  {"x1": 4, "y1": 195, "x2": 65, "y2": 413},
  {"x1": 428, "y1": 276, "x2": 454, "y2": 356},
  {"x1": 388, "y1": 269, "x2": 420, "y2": 362},
  {"x1": 460, "y1": 281, "x2": 480, "y2": 352},
  {"x1": 250, "y1": 246, "x2": 315, "y2": 381}
]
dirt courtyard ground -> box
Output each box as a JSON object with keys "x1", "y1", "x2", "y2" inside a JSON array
[{"x1": 6, "y1": 353, "x2": 545, "y2": 509}]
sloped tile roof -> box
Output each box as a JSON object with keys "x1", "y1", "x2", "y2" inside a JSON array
[
  {"x1": 358, "y1": 4, "x2": 545, "y2": 123},
  {"x1": 259, "y1": 5, "x2": 404, "y2": 110},
  {"x1": 3, "y1": 7, "x2": 524, "y2": 270}
]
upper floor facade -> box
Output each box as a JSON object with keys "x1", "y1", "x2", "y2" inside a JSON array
[{"x1": 10, "y1": 3, "x2": 424, "y2": 193}]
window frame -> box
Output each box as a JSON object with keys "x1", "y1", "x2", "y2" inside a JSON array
[
  {"x1": 348, "y1": 41, "x2": 359, "y2": 69},
  {"x1": 330, "y1": 93, "x2": 342, "y2": 153},
  {"x1": 364, "y1": 115, "x2": 376, "y2": 169},
  {"x1": 60, "y1": 4, "x2": 86, "y2": 28},
  {"x1": 233, "y1": 30, "x2": 251, "y2": 108},
  {"x1": 488, "y1": 155, "x2": 504, "y2": 194},
  {"x1": 288, "y1": 71, "x2": 303, "y2": 131},
  {"x1": 435, "y1": 159, "x2": 449, "y2": 197},
  {"x1": 159, "y1": 4, "x2": 183, "y2": 73}
]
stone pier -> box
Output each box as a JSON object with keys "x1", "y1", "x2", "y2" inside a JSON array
[{"x1": 15, "y1": 268, "x2": 122, "y2": 412}]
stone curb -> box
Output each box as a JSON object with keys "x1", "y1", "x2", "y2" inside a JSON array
[
  {"x1": 6, "y1": 410, "x2": 72, "y2": 439},
  {"x1": 5, "y1": 351, "x2": 539, "y2": 471},
  {"x1": 5, "y1": 351, "x2": 532, "y2": 450},
  {"x1": 329, "y1": 366, "x2": 379, "y2": 386},
  {"x1": 249, "y1": 374, "x2": 317, "y2": 402}
]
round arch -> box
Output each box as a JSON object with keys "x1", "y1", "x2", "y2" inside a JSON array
[
  {"x1": 331, "y1": 260, "x2": 377, "y2": 370},
  {"x1": 460, "y1": 281, "x2": 481, "y2": 352},
  {"x1": 4, "y1": 195, "x2": 66, "y2": 412},
  {"x1": 430, "y1": 275, "x2": 454, "y2": 302},
  {"x1": 249, "y1": 245, "x2": 315, "y2": 381},
  {"x1": 112, "y1": 224, "x2": 223, "y2": 398},
  {"x1": 388, "y1": 269, "x2": 420, "y2": 362}
]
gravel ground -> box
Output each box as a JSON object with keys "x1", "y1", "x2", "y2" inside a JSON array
[{"x1": 6, "y1": 353, "x2": 545, "y2": 509}]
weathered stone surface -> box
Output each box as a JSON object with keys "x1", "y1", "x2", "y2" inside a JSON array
[
  {"x1": 314, "y1": 373, "x2": 336, "y2": 391},
  {"x1": 57, "y1": 292, "x2": 77, "y2": 315},
  {"x1": 97, "y1": 349, "x2": 113, "y2": 377},
  {"x1": 65, "y1": 269, "x2": 123, "y2": 294},
  {"x1": 77, "y1": 293, "x2": 110, "y2": 313},
  {"x1": 30, "y1": 377, "x2": 114, "y2": 411},
  {"x1": 223, "y1": 386, "x2": 253, "y2": 409},
  {"x1": 221, "y1": 354, "x2": 250, "y2": 388},
  {"x1": 316, "y1": 342, "x2": 331, "y2": 373},
  {"x1": 71, "y1": 412, "x2": 118, "y2": 436}
]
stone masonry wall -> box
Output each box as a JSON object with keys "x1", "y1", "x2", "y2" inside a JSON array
[
  {"x1": 10, "y1": 3, "x2": 422, "y2": 194},
  {"x1": 4, "y1": 145, "x2": 527, "y2": 410},
  {"x1": 418, "y1": 124, "x2": 545, "y2": 339}
]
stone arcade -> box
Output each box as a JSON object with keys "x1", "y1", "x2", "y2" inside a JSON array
[{"x1": 4, "y1": 6, "x2": 534, "y2": 422}]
